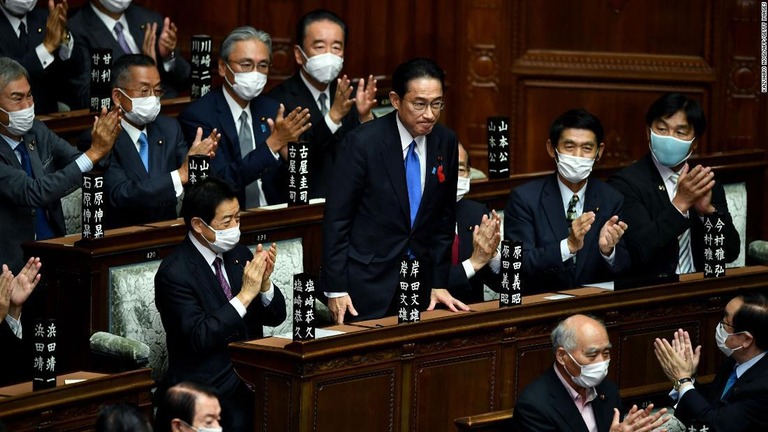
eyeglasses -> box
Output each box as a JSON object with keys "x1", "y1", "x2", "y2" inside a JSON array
[
  {"x1": 404, "y1": 98, "x2": 445, "y2": 113},
  {"x1": 121, "y1": 86, "x2": 165, "y2": 98},
  {"x1": 228, "y1": 59, "x2": 270, "y2": 74},
  {"x1": 720, "y1": 320, "x2": 735, "y2": 330}
]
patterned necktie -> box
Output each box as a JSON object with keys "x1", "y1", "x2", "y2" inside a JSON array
[
  {"x1": 18, "y1": 21, "x2": 28, "y2": 47},
  {"x1": 405, "y1": 140, "x2": 421, "y2": 227},
  {"x1": 15, "y1": 140, "x2": 55, "y2": 240},
  {"x1": 566, "y1": 194, "x2": 579, "y2": 224},
  {"x1": 113, "y1": 22, "x2": 133, "y2": 54},
  {"x1": 138, "y1": 132, "x2": 149, "y2": 172},
  {"x1": 318, "y1": 93, "x2": 329, "y2": 116},
  {"x1": 669, "y1": 172, "x2": 694, "y2": 273},
  {"x1": 213, "y1": 257, "x2": 233, "y2": 300},
  {"x1": 720, "y1": 368, "x2": 737, "y2": 400},
  {"x1": 238, "y1": 111, "x2": 261, "y2": 208}
]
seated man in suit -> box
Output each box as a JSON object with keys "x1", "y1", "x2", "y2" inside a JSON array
[
  {"x1": 97, "y1": 54, "x2": 218, "y2": 228},
  {"x1": 504, "y1": 109, "x2": 629, "y2": 294},
  {"x1": 154, "y1": 381, "x2": 221, "y2": 432},
  {"x1": 178, "y1": 26, "x2": 311, "y2": 208},
  {"x1": 654, "y1": 292, "x2": 768, "y2": 431},
  {"x1": 609, "y1": 93, "x2": 739, "y2": 279},
  {"x1": 447, "y1": 143, "x2": 501, "y2": 304},
  {"x1": 0, "y1": 257, "x2": 41, "y2": 386},
  {"x1": 0, "y1": 0, "x2": 85, "y2": 113},
  {"x1": 0, "y1": 57, "x2": 120, "y2": 273},
  {"x1": 68, "y1": 0, "x2": 191, "y2": 108},
  {"x1": 154, "y1": 177, "x2": 286, "y2": 432},
  {"x1": 514, "y1": 314, "x2": 667, "y2": 432},
  {"x1": 266, "y1": 8, "x2": 377, "y2": 200}
]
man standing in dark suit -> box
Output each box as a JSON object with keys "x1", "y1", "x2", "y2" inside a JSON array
[
  {"x1": 514, "y1": 314, "x2": 668, "y2": 432},
  {"x1": 0, "y1": 57, "x2": 120, "y2": 273},
  {"x1": 654, "y1": 292, "x2": 768, "y2": 431},
  {"x1": 447, "y1": 143, "x2": 501, "y2": 304},
  {"x1": 98, "y1": 54, "x2": 218, "y2": 228},
  {"x1": 68, "y1": 0, "x2": 191, "y2": 107},
  {"x1": 323, "y1": 58, "x2": 468, "y2": 323},
  {"x1": 609, "y1": 93, "x2": 739, "y2": 279},
  {"x1": 0, "y1": 257, "x2": 40, "y2": 386},
  {"x1": 0, "y1": 0, "x2": 85, "y2": 113},
  {"x1": 154, "y1": 177, "x2": 287, "y2": 432},
  {"x1": 178, "y1": 26, "x2": 311, "y2": 208},
  {"x1": 266, "y1": 9, "x2": 377, "y2": 200},
  {"x1": 504, "y1": 110, "x2": 630, "y2": 294}
]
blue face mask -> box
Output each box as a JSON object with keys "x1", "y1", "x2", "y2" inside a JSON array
[{"x1": 649, "y1": 129, "x2": 694, "y2": 167}]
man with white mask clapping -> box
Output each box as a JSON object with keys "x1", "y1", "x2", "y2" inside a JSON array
[{"x1": 504, "y1": 109, "x2": 630, "y2": 293}]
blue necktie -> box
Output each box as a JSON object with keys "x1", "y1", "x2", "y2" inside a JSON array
[
  {"x1": 113, "y1": 22, "x2": 133, "y2": 54},
  {"x1": 138, "y1": 132, "x2": 149, "y2": 172},
  {"x1": 15, "y1": 140, "x2": 55, "y2": 240},
  {"x1": 720, "y1": 368, "x2": 737, "y2": 400},
  {"x1": 405, "y1": 140, "x2": 421, "y2": 227}
]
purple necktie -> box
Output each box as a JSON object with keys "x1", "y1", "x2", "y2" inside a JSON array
[
  {"x1": 213, "y1": 257, "x2": 233, "y2": 300},
  {"x1": 113, "y1": 22, "x2": 133, "y2": 54}
]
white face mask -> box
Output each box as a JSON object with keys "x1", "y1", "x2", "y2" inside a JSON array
[
  {"x1": 715, "y1": 322, "x2": 744, "y2": 357},
  {"x1": 2, "y1": 0, "x2": 37, "y2": 16},
  {"x1": 555, "y1": 150, "x2": 596, "y2": 184},
  {"x1": 225, "y1": 64, "x2": 267, "y2": 101},
  {"x1": 456, "y1": 176, "x2": 470, "y2": 202},
  {"x1": 298, "y1": 47, "x2": 343, "y2": 84},
  {"x1": 0, "y1": 104, "x2": 35, "y2": 137},
  {"x1": 119, "y1": 90, "x2": 160, "y2": 126},
  {"x1": 182, "y1": 420, "x2": 222, "y2": 432},
  {"x1": 200, "y1": 220, "x2": 240, "y2": 254},
  {"x1": 564, "y1": 350, "x2": 610, "y2": 389},
  {"x1": 98, "y1": 0, "x2": 131, "y2": 14}
]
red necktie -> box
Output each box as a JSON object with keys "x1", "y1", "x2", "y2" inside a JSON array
[{"x1": 451, "y1": 233, "x2": 460, "y2": 265}]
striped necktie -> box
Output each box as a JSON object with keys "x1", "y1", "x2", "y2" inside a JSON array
[{"x1": 670, "y1": 172, "x2": 694, "y2": 273}]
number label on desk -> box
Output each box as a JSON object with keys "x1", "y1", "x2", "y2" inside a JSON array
[
  {"x1": 253, "y1": 233, "x2": 268, "y2": 243},
  {"x1": 145, "y1": 250, "x2": 159, "y2": 260}
]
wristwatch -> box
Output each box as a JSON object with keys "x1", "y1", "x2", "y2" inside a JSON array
[{"x1": 673, "y1": 377, "x2": 694, "y2": 391}]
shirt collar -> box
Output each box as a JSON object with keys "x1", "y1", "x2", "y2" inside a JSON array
[
  {"x1": 188, "y1": 232, "x2": 222, "y2": 267},
  {"x1": 90, "y1": 2, "x2": 129, "y2": 31},
  {"x1": 557, "y1": 175, "x2": 587, "y2": 211},
  {"x1": 0, "y1": 6, "x2": 26, "y2": 32},
  {"x1": 1, "y1": 133, "x2": 21, "y2": 150},
  {"x1": 299, "y1": 71, "x2": 330, "y2": 107},
  {"x1": 222, "y1": 87, "x2": 251, "y2": 123},
  {"x1": 553, "y1": 363, "x2": 598, "y2": 404},
  {"x1": 736, "y1": 351, "x2": 766, "y2": 378},
  {"x1": 395, "y1": 113, "x2": 425, "y2": 153},
  {"x1": 651, "y1": 152, "x2": 679, "y2": 182},
  {"x1": 120, "y1": 119, "x2": 145, "y2": 144}
]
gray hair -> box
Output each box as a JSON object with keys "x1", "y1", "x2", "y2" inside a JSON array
[
  {"x1": 220, "y1": 26, "x2": 272, "y2": 61},
  {"x1": 551, "y1": 314, "x2": 605, "y2": 355},
  {"x1": 0, "y1": 58, "x2": 29, "y2": 92}
]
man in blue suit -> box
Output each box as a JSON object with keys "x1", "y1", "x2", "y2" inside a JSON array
[
  {"x1": 504, "y1": 109, "x2": 630, "y2": 294},
  {"x1": 178, "y1": 26, "x2": 311, "y2": 208},
  {"x1": 0, "y1": 0, "x2": 85, "y2": 113},
  {"x1": 323, "y1": 58, "x2": 468, "y2": 323}
]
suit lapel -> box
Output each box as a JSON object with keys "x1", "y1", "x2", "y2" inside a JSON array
[
  {"x1": 289, "y1": 74, "x2": 324, "y2": 126},
  {"x1": 222, "y1": 251, "x2": 244, "y2": 296},
  {"x1": 27, "y1": 10, "x2": 47, "y2": 48},
  {"x1": 183, "y1": 238, "x2": 230, "y2": 302},
  {"x1": 379, "y1": 114, "x2": 410, "y2": 228},
  {"x1": 542, "y1": 175, "x2": 570, "y2": 246},
  {"x1": 124, "y1": 6, "x2": 147, "y2": 52},
  {"x1": 23, "y1": 132, "x2": 45, "y2": 178},
  {"x1": 726, "y1": 353, "x2": 768, "y2": 400},
  {"x1": 546, "y1": 369, "x2": 590, "y2": 432},
  {"x1": 83, "y1": 6, "x2": 122, "y2": 55},
  {"x1": 146, "y1": 123, "x2": 167, "y2": 177},
  {"x1": 115, "y1": 130, "x2": 149, "y2": 179},
  {"x1": 575, "y1": 180, "x2": 601, "y2": 279},
  {"x1": 214, "y1": 89, "x2": 241, "y2": 159}
]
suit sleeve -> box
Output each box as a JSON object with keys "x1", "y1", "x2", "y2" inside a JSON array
[
  {"x1": 104, "y1": 150, "x2": 177, "y2": 210},
  {"x1": 675, "y1": 386, "x2": 768, "y2": 432},
  {"x1": 244, "y1": 284, "x2": 287, "y2": 331},
  {"x1": 602, "y1": 190, "x2": 631, "y2": 274},
  {"x1": 430, "y1": 136, "x2": 458, "y2": 288},
  {"x1": 504, "y1": 188, "x2": 565, "y2": 276}
]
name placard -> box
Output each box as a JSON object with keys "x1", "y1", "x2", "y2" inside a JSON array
[
  {"x1": 500, "y1": 240, "x2": 523, "y2": 307},
  {"x1": 487, "y1": 117, "x2": 510, "y2": 179},
  {"x1": 398, "y1": 258, "x2": 421, "y2": 323},
  {"x1": 89, "y1": 49, "x2": 113, "y2": 113}
]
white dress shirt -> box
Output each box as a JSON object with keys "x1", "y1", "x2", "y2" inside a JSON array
[
  {"x1": 0, "y1": 6, "x2": 74, "y2": 69},
  {"x1": 120, "y1": 120, "x2": 182, "y2": 197}
]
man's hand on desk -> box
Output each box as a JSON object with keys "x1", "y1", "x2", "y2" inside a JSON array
[
  {"x1": 598, "y1": 216, "x2": 628, "y2": 257},
  {"x1": 654, "y1": 328, "x2": 701, "y2": 382},
  {"x1": 610, "y1": 404, "x2": 668, "y2": 432},
  {"x1": 328, "y1": 295, "x2": 358, "y2": 324},
  {"x1": 428, "y1": 288, "x2": 470, "y2": 313}
]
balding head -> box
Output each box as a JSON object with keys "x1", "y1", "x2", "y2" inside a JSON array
[{"x1": 552, "y1": 314, "x2": 612, "y2": 391}]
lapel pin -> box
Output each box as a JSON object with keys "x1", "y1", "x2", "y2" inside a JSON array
[
  {"x1": 158, "y1": 139, "x2": 163, "y2": 145},
  {"x1": 28, "y1": 139, "x2": 35, "y2": 150},
  {"x1": 599, "y1": 394, "x2": 605, "y2": 400},
  {"x1": 37, "y1": 28, "x2": 42, "y2": 33},
  {"x1": 659, "y1": 184, "x2": 665, "y2": 191}
]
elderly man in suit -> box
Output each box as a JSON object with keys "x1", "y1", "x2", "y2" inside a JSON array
[
  {"x1": 0, "y1": 57, "x2": 120, "y2": 273},
  {"x1": 609, "y1": 93, "x2": 739, "y2": 279},
  {"x1": 0, "y1": 0, "x2": 85, "y2": 113},
  {"x1": 504, "y1": 109, "x2": 630, "y2": 294},
  {"x1": 94, "y1": 54, "x2": 218, "y2": 228},
  {"x1": 154, "y1": 177, "x2": 286, "y2": 432},
  {"x1": 266, "y1": 8, "x2": 377, "y2": 200},
  {"x1": 68, "y1": 0, "x2": 190, "y2": 107},
  {"x1": 179, "y1": 26, "x2": 311, "y2": 208},
  {"x1": 323, "y1": 58, "x2": 468, "y2": 323},
  {"x1": 514, "y1": 314, "x2": 668, "y2": 432},
  {"x1": 654, "y1": 292, "x2": 768, "y2": 431}
]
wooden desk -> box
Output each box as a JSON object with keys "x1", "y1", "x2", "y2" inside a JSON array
[
  {"x1": 0, "y1": 369, "x2": 153, "y2": 431},
  {"x1": 229, "y1": 266, "x2": 768, "y2": 432}
]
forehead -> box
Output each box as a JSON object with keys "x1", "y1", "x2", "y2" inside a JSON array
[
  {"x1": 1, "y1": 76, "x2": 31, "y2": 96},
  {"x1": 558, "y1": 128, "x2": 597, "y2": 145},
  {"x1": 575, "y1": 321, "x2": 610, "y2": 351},
  {"x1": 725, "y1": 297, "x2": 744, "y2": 318},
  {"x1": 194, "y1": 394, "x2": 221, "y2": 416},
  {"x1": 126, "y1": 65, "x2": 161, "y2": 85},
  {"x1": 404, "y1": 77, "x2": 443, "y2": 99},
  {"x1": 304, "y1": 20, "x2": 344, "y2": 42},
  {"x1": 213, "y1": 198, "x2": 240, "y2": 218},
  {"x1": 655, "y1": 110, "x2": 689, "y2": 127},
  {"x1": 230, "y1": 39, "x2": 269, "y2": 60}
]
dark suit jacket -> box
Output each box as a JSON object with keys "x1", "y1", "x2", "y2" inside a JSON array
[
  {"x1": 447, "y1": 198, "x2": 499, "y2": 304},
  {"x1": 178, "y1": 87, "x2": 283, "y2": 206},
  {"x1": 266, "y1": 72, "x2": 361, "y2": 200},
  {"x1": 0, "y1": 7, "x2": 86, "y2": 113},
  {"x1": 504, "y1": 174, "x2": 630, "y2": 294},
  {"x1": 0, "y1": 321, "x2": 27, "y2": 386},
  {"x1": 608, "y1": 153, "x2": 740, "y2": 279},
  {"x1": 154, "y1": 236, "x2": 287, "y2": 398},
  {"x1": 513, "y1": 366, "x2": 622, "y2": 432},
  {"x1": 674, "y1": 354, "x2": 768, "y2": 432},
  {"x1": 322, "y1": 111, "x2": 458, "y2": 320},
  {"x1": 100, "y1": 116, "x2": 188, "y2": 228},
  {"x1": 0, "y1": 120, "x2": 81, "y2": 272},
  {"x1": 68, "y1": 3, "x2": 191, "y2": 108}
]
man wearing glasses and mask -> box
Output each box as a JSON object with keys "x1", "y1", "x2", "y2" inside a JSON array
[{"x1": 504, "y1": 109, "x2": 630, "y2": 294}]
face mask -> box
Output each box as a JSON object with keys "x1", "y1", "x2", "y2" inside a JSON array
[
  {"x1": 456, "y1": 176, "x2": 470, "y2": 202},
  {"x1": 2, "y1": 0, "x2": 37, "y2": 16},
  {"x1": 715, "y1": 322, "x2": 744, "y2": 357},
  {"x1": 0, "y1": 104, "x2": 35, "y2": 137},
  {"x1": 181, "y1": 420, "x2": 222, "y2": 432},
  {"x1": 649, "y1": 129, "x2": 694, "y2": 167},
  {"x1": 98, "y1": 0, "x2": 131, "y2": 14},
  {"x1": 201, "y1": 220, "x2": 240, "y2": 253},
  {"x1": 225, "y1": 64, "x2": 267, "y2": 101},
  {"x1": 564, "y1": 350, "x2": 610, "y2": 388},
  {"x1": 299, "y1": 47, "x2": 343, "y2": 84},
  {"x1": 555, "y1": 151, "x2": 595, "y2": 184},
  {"x1": 119, "y1": 90, "x2": 160, "y2": 126}
]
